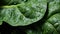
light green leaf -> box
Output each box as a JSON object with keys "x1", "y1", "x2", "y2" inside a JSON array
[
  {"x1": 48, "y1": 0, "x2": 60, "y2": 17},
  {"x1": 0, "y1": 0, "x2": 47, "y2": 26}
]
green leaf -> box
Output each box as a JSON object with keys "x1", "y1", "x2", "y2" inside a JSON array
[
  {"x1": 42, "y1": 22, "x2": 58, "y2": 34},
  {"x1": 0, "y1": 0, "x2": 47, "y2": 26},
  {"x1": 42, "y1": 0, "x2": 60, "y2": 33},
  {"x1": 48, "y1": 0, "x2": 60, "y2": 17},
  {"x1": 48, "y1": 13, "x2": 60, "y2": 33},
  {"x1": 42, "y1": 13, "x2": 60, "y2": 34}
]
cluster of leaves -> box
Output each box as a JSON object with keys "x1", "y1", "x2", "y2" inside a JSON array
[{"x1": 0, "y1": 0, "x2": 60, "y2": 34}]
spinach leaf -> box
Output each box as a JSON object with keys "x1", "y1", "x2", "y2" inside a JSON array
[
  {"x1": 0, "y1": 0, "x2": 47, "y2": 26},
  {"x1": 48, "y1": 0, "x2": 60, "y2": 17}
]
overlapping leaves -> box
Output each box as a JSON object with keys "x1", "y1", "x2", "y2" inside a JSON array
[
  {"x1": 26, "y1": 0, "x2": 60, "y2": 34},
  {"x1": 0, "y1": 0, "x2": 60, "y2": 34}
]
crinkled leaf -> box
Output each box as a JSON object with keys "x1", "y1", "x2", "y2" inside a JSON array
[
  {"x1": 47, "y1": 13, "x2": 60, "y2": 33},
  {"x1": 42, "y1": 13, "x2": 60, "y2": 34},
  {"x1": 48, "y1": 0, "x2": 60, "y2": 17},
  {"x1": 41, "y1": 0, "x2": 60, "y2": 34},
  {"x1": 42, "y1": 22, "x2": 58, "y2": 34},
  {"x1": 0, "y1": 0, "x2": 47, "y2": 26}
]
